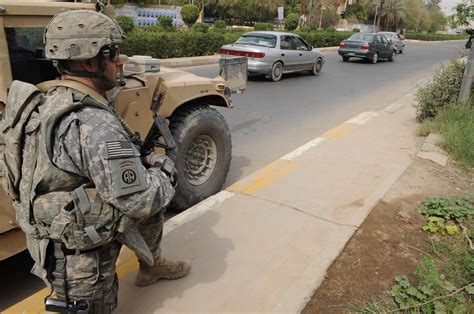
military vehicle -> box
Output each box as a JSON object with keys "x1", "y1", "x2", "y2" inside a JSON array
[{"x1": 0, "y1": 0, "x2": 247, "y2": 260}]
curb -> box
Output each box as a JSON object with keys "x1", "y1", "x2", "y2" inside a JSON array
[{"x1": 405, "y1": 39, "x2": 467, "y2": 43}]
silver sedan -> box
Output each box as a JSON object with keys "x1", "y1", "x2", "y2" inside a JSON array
[{"x1": 219, "y1": 31, "x2": 325, "y2": 82}]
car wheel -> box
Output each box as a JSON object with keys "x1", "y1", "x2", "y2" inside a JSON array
[
  {"x1": 270, "y1": 61, "x2": 283, "y2": 82},
  {"x1": 388, "y1": 51, "x2": 396, "y2": 62},
  {"x1": 342, "y1": 56, "x2": 350, "y2": 62},
  {"x1": 167, "y1": 105, "x2": 232, "y2": 210},
  {"x1": 370, "y1": 53, "x2": 378, "y2": 64},
  {"x1": 311, "y1": 59, "x2": 323, "y2": 76}
]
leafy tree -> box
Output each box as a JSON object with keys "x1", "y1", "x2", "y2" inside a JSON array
[
  {"x1": 380, "y1": 0, "x2": 405, "y2": 31},
  {"x1": 346, "y1": 3, "x2": 369, "y2": 22},
  {"x1": 329, "y1": 0, "x2": 345, "y2": 26},
  {"x1": 285, "y1": 13, "x2": 299, "y2": 30},
  {"x1": 158, "y1": 16, "x2": 174, "y2": 29},
  {"x1": 448, "y1": 1, "x2": 474, "y2": 28},
  {"x1": 116, "y1": 15, "x2": 135, "y2": 33},
  {"x1": 181, "y1": 4, "x2": 200, "y2": 27},
  {"x1": 428, "y1": 7, "x2": 446, "y2": 32}
]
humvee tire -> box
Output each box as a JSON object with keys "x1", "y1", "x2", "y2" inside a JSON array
[{"x1": 167, "y1": 105, "x2": 232, "y2": 210}]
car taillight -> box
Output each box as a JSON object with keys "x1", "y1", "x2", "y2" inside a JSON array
[
  {"x1": 339, "y1": 42, "x2": 346, "y2": 48},
  {"x1": 361, "y1": 44, "x2": 369, "y2": 50},
  {"x1": 219, "y1": 49, "x2": 265, "y2": 58}
]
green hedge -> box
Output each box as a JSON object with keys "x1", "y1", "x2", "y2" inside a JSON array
[
  {"x1": 405, "y1": 32, "x2": 470, "y2": 41},
  {"x1": 295, "y1": 30, "x2": 353, "y2": 47},
  {"x1": 122, "y1": 30, "x2": 354, "y2": 59},
  {"x1": 122, "y1": 30, "x2": 225, "y2": 58},
  {"x1": 254, "y1": 22, "x2": 273, "y2": 31}
]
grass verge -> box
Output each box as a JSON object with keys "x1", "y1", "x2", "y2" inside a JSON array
[{"x1": 419, "y1": 104, "x2": 474, "y2": 170}]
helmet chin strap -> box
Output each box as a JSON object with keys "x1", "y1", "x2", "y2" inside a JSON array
[{"x1": 54, "y1": 51, "x2": 118, "y2": 92}]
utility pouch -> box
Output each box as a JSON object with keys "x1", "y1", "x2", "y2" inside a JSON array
[{"x1": 49, "y1": 186, "x2": 120, "y2": 251}]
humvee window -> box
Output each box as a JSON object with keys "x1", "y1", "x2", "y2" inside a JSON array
[{"x1": 6, "y1": 27, "x2": 58, "y2": 85}]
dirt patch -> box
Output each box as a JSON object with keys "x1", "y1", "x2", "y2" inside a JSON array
[{"x1": 303, "y1": 157, "x2": 474, "y2": 314}]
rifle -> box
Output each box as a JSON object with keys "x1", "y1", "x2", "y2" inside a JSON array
[{"x1": 140, "y1": 89, "x2": 177, "y2": 156}]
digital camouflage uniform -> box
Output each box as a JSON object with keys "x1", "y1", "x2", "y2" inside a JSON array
[
  {"x1": 45, "y1": 85, "x2": 173, "y2": 311},
  {"x1": 0, "y1": 8, "x2": 190, "y2": 314}
]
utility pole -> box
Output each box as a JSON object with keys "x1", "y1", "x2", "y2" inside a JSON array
[{"x1": 459, "y1": 31, "x2": 474, "y2": 102}]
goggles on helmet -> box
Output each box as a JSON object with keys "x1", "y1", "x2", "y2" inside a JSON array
[{"x1": 101, "y1": 46, "x2": 120, "y2": 62}]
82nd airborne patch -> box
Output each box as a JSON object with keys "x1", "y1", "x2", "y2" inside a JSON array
[{"x1": 105, "y1": 140, "x2": 146, "y2": 197}]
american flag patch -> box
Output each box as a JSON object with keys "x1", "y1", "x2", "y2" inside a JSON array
[{"x1": 105, "y1": 141, "x2": 137, "y2": 159}]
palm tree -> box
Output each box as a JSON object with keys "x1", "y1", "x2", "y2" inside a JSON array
[{"x1": 380, "y1": 0, "x2": 405, "y2": 31}]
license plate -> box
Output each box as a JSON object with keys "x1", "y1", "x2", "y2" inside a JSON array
[{"x1": 347, "y1": 52, "x2": 356, "y2": 56}]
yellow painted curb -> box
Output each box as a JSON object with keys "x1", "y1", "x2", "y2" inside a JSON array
[
  {"x1": 227, "y1": 159, "x2": 297, "y2": 195},
  {"x1": 321, "y1": 122, "x2": 356, "y2": 140}
]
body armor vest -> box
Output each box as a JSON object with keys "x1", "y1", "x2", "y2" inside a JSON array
[{"x1": 1, "y1": 81, "x2": 154, "y2": 284}]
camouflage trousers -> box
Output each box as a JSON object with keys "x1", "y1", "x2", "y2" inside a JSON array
[{"x1": 46, "y1": 211, "x2": 164, "y2": 313}]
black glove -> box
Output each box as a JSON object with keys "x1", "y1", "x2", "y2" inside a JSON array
[{"x1": 146, "y1": 154, "x2": 178, "y2": 188}]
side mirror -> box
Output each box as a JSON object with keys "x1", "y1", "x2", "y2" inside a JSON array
[{"x1": 309, "y1": 45, "x2": 313, "y2": 51}]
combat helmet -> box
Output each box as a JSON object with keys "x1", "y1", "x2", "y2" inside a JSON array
[
  {"x1": 44, "y1": 9, "x2": 124, "y2": 61},
  {"x1": 43, "y1": 9, "x2": 125, "y2": 91}
]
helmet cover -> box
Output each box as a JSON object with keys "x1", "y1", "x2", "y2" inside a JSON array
[{"x1": 44, "y1": 10, "x2": 124, "y2": 60}]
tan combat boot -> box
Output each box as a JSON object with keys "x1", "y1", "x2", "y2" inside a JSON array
[{"x1": 135, "y1": 256, "x2": 191, "y2": 287}]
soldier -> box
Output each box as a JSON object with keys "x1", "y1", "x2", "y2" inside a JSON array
[{"x1": 4, "y1": 9, "x2": 190, "y2": 313}]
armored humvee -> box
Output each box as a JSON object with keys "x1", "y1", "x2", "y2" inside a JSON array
[{"x1": 0, "y1": 0, "x2": 247, "y2": 260}]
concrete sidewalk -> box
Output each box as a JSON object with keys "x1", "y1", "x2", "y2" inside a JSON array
[
  {"x1": 114, "y1": 93, "x2": 423, "y2": 312},
  {"x1": 4, "y1": 92, "x2": 425, "y2": 313}
]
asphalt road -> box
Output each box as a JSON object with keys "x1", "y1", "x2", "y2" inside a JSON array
[
  {"x1": 184, "y1": 40, "x2": 465, "y2": 186},
  {"x1": 0, "y1": 40, "x2": 465, "y2": 311}
]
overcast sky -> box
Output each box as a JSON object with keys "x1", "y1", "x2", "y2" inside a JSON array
[{"x1": 440, "y1": 0, "x2": 466, "y2": 16}]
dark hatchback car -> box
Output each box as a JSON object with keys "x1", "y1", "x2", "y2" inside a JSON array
[{"x1": 338, "y1": 33, "x2": 396, "y2": 64}]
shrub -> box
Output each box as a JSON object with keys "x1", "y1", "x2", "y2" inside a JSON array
[
  {"x1": 192, "y1": 22, "x2": 210, "y2": 33},
  {"x1": 285, "y1": 13, "x2": 299, "y2": 31},
  {"x1": 352, "y1": 28, "x2": 361, "y2": 32},
  {"x1": 181, "y1": 4, "x2": 199, "y2": 27},
  {"x1": 214, "y1": 20, "x2": 226, "y2": 30},
  {"x1": 420, "y1": 105, "x2": 474, "y2": 168},
  {"x1": 414, "y1": 59, "x2": 466, "y2": 121},
  {"x1": 123, "y1": 30, "x2": 225, "y2": 58},
  {"x1": 158, "y1": 16, "x2": 174, "y2": 29},
  {"x1": 254, "y1": 22, "x2": 273, "y2": 31},
  {"x1": 115, "y1": 15, "x2": 134, "y2": 33},
  {"x1": 293, "y1": 30, "x2": 353, "y2": 47}
]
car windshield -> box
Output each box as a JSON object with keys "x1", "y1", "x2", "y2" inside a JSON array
[
  {"x1": 348, "y1": 33, "x2": 375, "y2": 42},
  {"x1": 235, "y1": 34, "x2": 277, "y2": 48}
]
